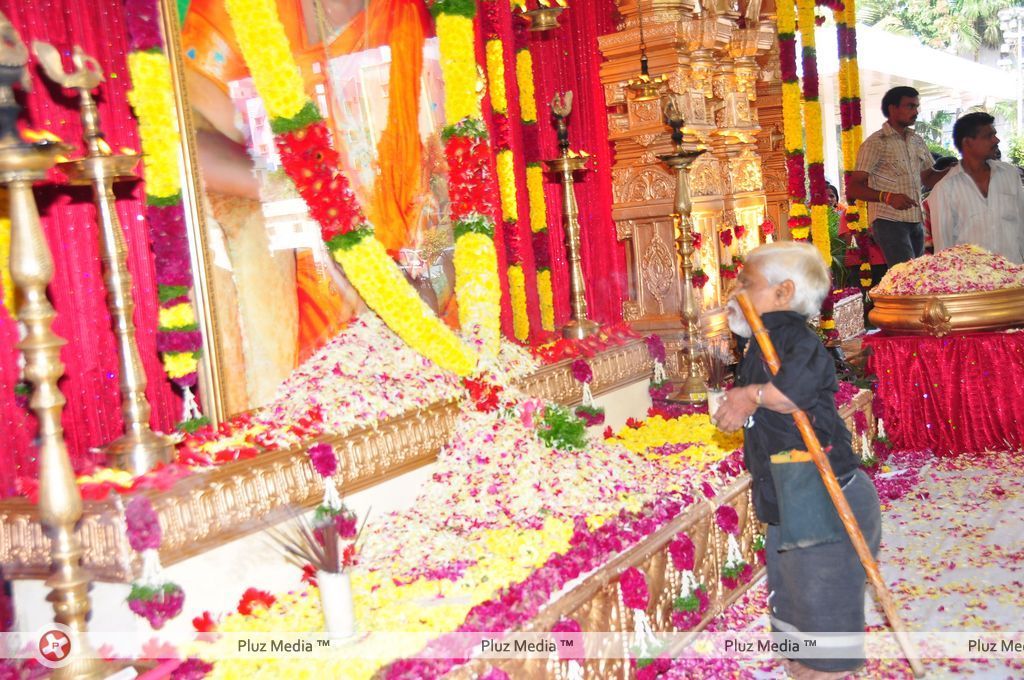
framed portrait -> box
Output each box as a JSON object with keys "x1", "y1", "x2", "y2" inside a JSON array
[{"x1": 166, "y1": 0, "x2": 457, "y2": 419}]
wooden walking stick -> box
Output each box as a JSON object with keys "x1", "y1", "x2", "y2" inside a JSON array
[{"x1": 736, "y1": 292, "x2": 925, "y2": 678}]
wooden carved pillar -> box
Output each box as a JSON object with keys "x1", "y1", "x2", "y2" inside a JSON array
[
  {"x1": 754, "y1": 30, "x2": 791, "y2": 239},
  {"x1": 598, "y1": 1, "x2": 774, "y2": 334}
]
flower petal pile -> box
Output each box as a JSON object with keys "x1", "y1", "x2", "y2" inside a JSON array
[{"x1": 872, "y1": 244, "x2": 1024, "y2": 296}]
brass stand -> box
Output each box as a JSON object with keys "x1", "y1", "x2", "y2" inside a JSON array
[
  {"x1": 658, "y1": 96, "x2": 707, "y2": 403},
  {"x1": 36, "y1": 42, "x2": 174, "y2": 474},
  {"x1": 1, "y1": 139, "x2": 106, "y2": 679},
  {"x1": 545, "y1": 92, "x2": 599, "y2": 340}
]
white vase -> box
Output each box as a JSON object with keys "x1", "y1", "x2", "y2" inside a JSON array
[
  {"x1": 318, "y1": 570, "x2": 356, "y2": 638},
  {"x1": 706, "y1": 387, "x2": 726, "y2": 420}
]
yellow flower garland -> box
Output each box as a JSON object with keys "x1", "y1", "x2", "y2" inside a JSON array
[
  {"x1": 507, "y1": 263, "x2": 529, "y2": 341},
  {"x1": 802, "y1": 101, "x2": 824, "y2": 166},
  {"x1": 224, "y1": 0, "x2": 307, "y2": 120},
  {"x1": 526, "y1": 164, "x2": 547, "y2": 233},
  {"x1": 485, "y1": 39, "x2": 508, "y2": 115},
  {"x1": 126, "y1": 52, "x2": 181, "y2": 199},
  {"x1": 336, "y1": 236, "x2": 478, "y2": 375},
  {"x1": 781, "y1": 82, "x2": 803, "y2": 156},
  {"x1": 0, "y1": 218, "x2": 12, "y2": 317},
  {"x1": 437, "y1": 14, "x2": 481, "y2": 123},
  {"x1": 158, "y1": 302, "x2": 196, "y2": 330},
  {"x1": 162, "y1": 352, "x2": 199, "y2": 380},
  {"x1": 537, "y1": 268, "x2": 555, "y2": 331},
  {"x1": 515, "y1": 50, "x2": 537, "y2": 124},
  {"x1": 496, "y1": 149, "x2": 518, "y2": 222},
  {"x1": 811, "y1": 204, "x2": 831, "y2": 266},
  {"x1": 795, "y1": 0, "x2": 829, "y2": 264},
  {"x1": 789, "y1": 203, "x2": 810, "y2": 240},
  {"x1": 452, "y1": 231, "x2": 502, "y2": 358}
]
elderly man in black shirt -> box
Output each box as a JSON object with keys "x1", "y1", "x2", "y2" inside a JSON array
[{"x1": 713, "y1": 242, "x2": 881, "y2": 679}]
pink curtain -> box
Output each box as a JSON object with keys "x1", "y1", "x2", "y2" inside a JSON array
[
  {"x1": 865, "y1": 332, "x2": 1024, "y2": 455},
  {"x1": 0, "y1": 0, "x2": 179, "y2": 497},
  {"x1": 526, "y1": 0, "x2": 627, "y2": 327}
]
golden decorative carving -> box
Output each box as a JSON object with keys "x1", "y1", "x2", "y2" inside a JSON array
[
  {"x1": 616, "y1": 219, "x2": 636, "y2": 240},
  {"x1": 632, "y1": 98, "x2": 662, "y2": 123},
  {"x1": 631, "y1": 133, "x2": 659, "y2": 147},
  {"x1": 833, "y1": 295, "x2": 866, "y2": 341},
  {"x1": 622, "y1": 300, "x2": 643, "y2": 322},
  {"x1": 764, "y1": 169, "x2": 786, "y2": 193},
  {"x1": 689, "y1": 156, "x2": 725, "y2": 197},
  {"x1": 617, "y1": 167, "x2": 675, "y2": 204},
  {"x1": 0, "y1": 342, "x2": 657, "y2": 581},
  {"x1": 731, "y1": 157, "x2": 764, "y2": 193},
  {"x1": 640, "y1": 234, "x2": 676, "y2": 315},
  {"x1": 606, "y1": 84, "x2": 627, "y2": 107}
]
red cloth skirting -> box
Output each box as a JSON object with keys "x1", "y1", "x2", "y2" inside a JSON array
[{"x1": 864, "y1": 331, "x2": 1024, "y2": 454}]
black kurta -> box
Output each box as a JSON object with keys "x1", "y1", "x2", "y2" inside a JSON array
[{"x1": 736, "y1": 310, "x2": 860, "y2": 525}]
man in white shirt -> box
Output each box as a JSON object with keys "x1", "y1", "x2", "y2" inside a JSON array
[
  {"x1": 927, "y1": 112, "x2": 1024, "y2": 264},
  {"x1": 847, "y1": 86, "x2": 953, "y2": 266}
]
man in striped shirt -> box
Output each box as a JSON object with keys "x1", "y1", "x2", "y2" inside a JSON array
[
  {"x1": 926, "y1": 112, "x2": 1024, "y2": 264},
  {"x1": 847, "y1": 86, "x2": 953, "y2": 266}
]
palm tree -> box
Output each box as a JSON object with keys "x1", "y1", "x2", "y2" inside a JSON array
[
  {"x1": 916, "y1": 110, "x2": 955, "y2": 146},
  {"x1": 858, "y1": 0, "x2": 1024, "y2": 56}
]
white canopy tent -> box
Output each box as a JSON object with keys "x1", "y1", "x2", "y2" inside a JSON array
[{"x1": 812, "y1": 24, "x2": 1018, "y2": 188}]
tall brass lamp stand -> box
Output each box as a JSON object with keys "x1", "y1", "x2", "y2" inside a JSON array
[
  {"x1": 544, "y1": 91, "x2": 599, "y2": 340},
  {"x1": 35, "y1": 42, "x2": 174, "y2": 474},
  {"x1": 658, "y1": 95, "x2": 707, "y2": 403},
  {"x1": 0, "y1": 22, "x2": 105, "y2": 677}
]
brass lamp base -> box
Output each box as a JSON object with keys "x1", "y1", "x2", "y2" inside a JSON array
[
  {"x1": 669, "y1": 374, "x2": 707, "y2": 404},
  {"x1": 561, "y1": 318, "x2": 600, "y2": 340},
  {"x1": 520, "y1": 6, "x2": 564, "y2": 31},
  {"x1": 105, "y1": 427, "x2": 175, "y2": 474}
]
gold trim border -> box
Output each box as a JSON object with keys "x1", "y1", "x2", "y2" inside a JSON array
[
  {"x1": 0, "y1": 340, "x2": 654, "y2": 582},
  {"x1": 447, "y1": 476, "x2": 765, "y2": 678}
]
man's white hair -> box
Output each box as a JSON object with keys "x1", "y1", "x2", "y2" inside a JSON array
[{"x1": 744, "y1": 241, "x2": 831, "y2": 318}]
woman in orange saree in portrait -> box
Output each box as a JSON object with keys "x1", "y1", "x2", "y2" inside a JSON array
[{"x1": 181, "y1": 0, "x2": 439, "y2": 411}]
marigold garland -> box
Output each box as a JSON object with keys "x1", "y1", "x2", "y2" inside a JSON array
[
  {"x1": 796, "y1": 0, "x2": 830, "y2": 265},
  {"x1": 537, "y1": 268, "x2": 555, "y2": 332},
  {"x1": 438, "y1": 1, "x2": 511, "y2": 355},
  {"x1": 485, "y1": 39, "x2": 508, "y2": 115},
  {"x1": 515, "y1": 50, "x2": 537, "y2": 124},
  {"x1": 224, "y1": 0, "x2": 306, "y2": 120},
  {"x1": 835, "y1": 0, "x2": 872, "y2": 285},
  {"x1": 338, "y1": 233, "x2": 479, "y2": 375},
  {"x1": 526, "y1": 163, "x2": 553, "y2": 331},
  {"x1": 507, "y1": 264, "x2": 529, "y2": 341},
  {"x1": 435, "y1": 12, "x2": 482, "y2": 123},
  {"x1": 454, "y1": 230, "x2": 502, "y2": 355},
  {"x1": 496, "y1": 149, "x2": 518, "y2": 223},
  {"x1": 777, "y1": 0, "x2": 810, "y2": 240},
  {"x1": 0, "y1": 218, "x2": 12, "y2": 317},
  {"x1": 123, "y1": 0, "x2": 204, "y2": 426}
]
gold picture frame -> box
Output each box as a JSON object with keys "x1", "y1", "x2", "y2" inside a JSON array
[{"x1": 158, "y1": 0, "x2": 457, "y2": 422}]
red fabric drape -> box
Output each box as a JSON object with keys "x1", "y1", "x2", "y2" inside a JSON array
[
  {"x1": 0, "y1": 0, "x2": 179, "y2": 497},
  {"x1": 526, "y1": 0, "x2": 627, "y2": 327},
  {"x1": 864, "y1": 331, "x2": 1024, "y2": 455}
]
